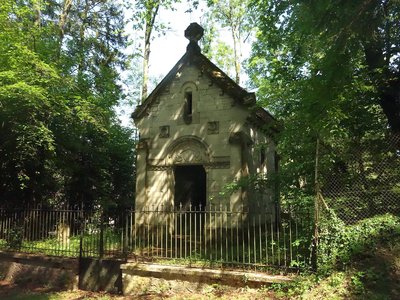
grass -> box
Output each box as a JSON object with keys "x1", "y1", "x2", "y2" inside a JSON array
[
  {"x1": 0, "y1": 230, "x2": 123, "y2": 258},
  {"x1": 265, "y1": 226, "x2": 400, "y2": 299},
  {"x1": 3, "y1": 214, "x2": 398, "y2": 299},
  {"x1": 0, "y1": 230, "x2": 399, "y2": 299},
  {"x1": 1, "y1": 230, "x2": 312, "y2": 270}
]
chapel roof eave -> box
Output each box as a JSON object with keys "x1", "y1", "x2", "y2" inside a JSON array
[
  {"x1": 248, "y1": 107, "x2": 282, "y2": 137},
  {"x1": 132, "y1": 50, "x2": 260, "y2": 121},
  {"x1": 132, "y1": 23, "x2": 277, "y2": 127}
]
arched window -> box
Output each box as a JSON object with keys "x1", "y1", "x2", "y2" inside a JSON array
[
  {"x1": 184, "y1": 89, "x2": 193, "y2": 124},
  {"x1": 181, "y1": 82, "x2": 198, "y2": 124},
  {"x1": 185, "y1": 91, "x2": 193, "y2": 115}
]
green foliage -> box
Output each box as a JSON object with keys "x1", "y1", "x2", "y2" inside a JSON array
[
  {"x1": 205, "y1": 0, "x2": 253, "y2": 83},
  {"x1": 219, "y1": 173, "x2": 276, "y2": 197},
  {"x1": 264, "y1": 273, "x2": 318, "y2": 298},
  {"x1": 5, "y1": 225, "x2": 24, "y2": 250},
  {"x1": 318, "y1": 213, "x2": 400, "y2": 274},
  {"x1": 350, "y1": 271, "x2": 365, "y2": 295},
  {"x1": 249, "y1": 0, "x2": 399, "y2": 203},
  {"x1": 0, "y1": 0, "x2": 136, "y2": 210}
]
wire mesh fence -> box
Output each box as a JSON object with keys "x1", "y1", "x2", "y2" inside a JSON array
[
  {"x1": 321, "y1": 134, "x2": 400, "y2": 224},
  {"x1": 0, "y1": 204, "x2": 314, "y2": 271}
]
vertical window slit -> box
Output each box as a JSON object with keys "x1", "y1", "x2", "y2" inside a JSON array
[
  {"x1": 184, "y1": 91, "x2": 193, "y2": 124},
  {"x1": 186, "y1": 92, "x2": 193, "y2": 115}
]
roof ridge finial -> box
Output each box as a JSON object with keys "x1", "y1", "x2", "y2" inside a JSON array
[{"x1": 184, "y1": 23, "x2": 204, "y2": 53}]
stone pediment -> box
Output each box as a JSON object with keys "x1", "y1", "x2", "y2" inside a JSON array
[{"x1": 133, "y1": 52, "x2": 256, "y2": 121}]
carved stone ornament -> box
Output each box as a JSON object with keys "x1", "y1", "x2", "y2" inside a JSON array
[
  {"x1": 184, "y1": 23, "x2": 204, "y2": 42},
  {"x1": 207, "y1": 121, "x2": 219, "y2": 135},
  {"x1": 167, "y1": 137, "x2": 209, "y2": 165},
  {"x1": 147, "y1": 165, "x2": 171, "y2": 171},
  {"x1": 184, "y1": 23, "x2": 204, "y2": 53},
  {"x1": 159, "y1": 125, "x2": 170, "y2": 138},
  {"x1": 175, "y1": 148, "x2": 202, "y2": 163}
]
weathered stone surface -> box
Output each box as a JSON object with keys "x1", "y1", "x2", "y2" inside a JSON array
[
  {"x1": 78, "y1": 258, "x2": 122, "y2": 293},
  {"x1": 121, "y1": 262, "x2": 294, "y2": 295},
  {"x1": 133, "y1": 24, "x2": 278, "y2": 220},
  {"x1": 0, "y1": 251, "x2": 78, "y2": 290}
]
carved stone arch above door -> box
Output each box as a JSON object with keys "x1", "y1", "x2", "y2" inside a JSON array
[{"x1": 166, "y1": 136, "x2": 210, "y2": 166}]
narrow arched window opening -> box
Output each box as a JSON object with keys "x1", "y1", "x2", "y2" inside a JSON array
[
  {"x1": 186, "y1": 92, "x2": 193, "y2": 115},
  {"x1": 184, "y1": 91, "x2": 193, "y2": 124}
]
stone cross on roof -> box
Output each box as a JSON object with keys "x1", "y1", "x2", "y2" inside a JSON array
[{"x1": 185, "y1": 23, "x2": 204, "y2": 53}]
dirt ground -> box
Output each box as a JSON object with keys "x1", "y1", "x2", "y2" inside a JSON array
[{"x1": 0, "y1": 280, "x2": 276, "y2": 300}]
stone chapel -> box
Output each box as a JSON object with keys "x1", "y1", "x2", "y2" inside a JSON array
[{"x1": 133, "y1": 23, "x2": 279, "y2": 217}]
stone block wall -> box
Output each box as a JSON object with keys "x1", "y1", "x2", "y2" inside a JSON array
[{"x1": 135, "y1": 63, "x2": 277, "y2": 224}]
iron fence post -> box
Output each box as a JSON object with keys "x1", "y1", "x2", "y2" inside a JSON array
[{"x1": 99, "y1": 212, "x2": 104, "y2": 259}]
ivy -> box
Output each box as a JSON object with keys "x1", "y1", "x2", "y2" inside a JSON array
[{"x1": 317, "y1": 213, "x2": 400, "y2": 274}]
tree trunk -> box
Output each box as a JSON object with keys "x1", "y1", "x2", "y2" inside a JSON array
[
  {"x1": 363, "y1": 35, "x2": 400, "y2": 134},
  {"x1": 312, "y1": 137, "x2": 320, "y2": 271},
  {"x1": 142, "y1": 27, "x2": 151, "y2": 101},
  {"x1": 33, "y1": 0, "x2": 41, "y2": 27},
  {"x1": 230, "y1": 23, "x2": 241, "y2": 84},
  {"x1": 57, "y1": 0, "x2": 73, "y2": 59},
  {"x1": 379, "y1": 77, "x2": 400, "y2": 134},
  {"x1": 32, "y1": 0, "x2": 41, "y2": 52},
  {"x1": 77, "y1": 0, "x2": 89, "y2": 87},
  {"x1": 141, "y1": 2, "x2": 160, "y2": 102}
]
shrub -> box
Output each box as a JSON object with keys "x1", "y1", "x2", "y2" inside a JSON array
[
  {"x1": 317, "y1": 212, "x2": 400, "y2": 274},
  {"x1": 6, "y1": 225, "x2": 24, "y2": 250}
]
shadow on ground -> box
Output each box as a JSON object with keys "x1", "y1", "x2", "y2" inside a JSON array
[{"x1": 348, "y1": 234, "x2": 400, "y2": 300}]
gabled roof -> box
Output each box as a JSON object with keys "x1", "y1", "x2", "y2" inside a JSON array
[{"x1": 132, "y1": 23, "x2": 277, "y2": 132}]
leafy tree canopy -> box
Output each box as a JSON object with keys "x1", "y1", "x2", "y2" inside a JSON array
[
  {"x1": 0, "y1": 0, "x2": 136, "y2": 211},
  {"x1": 249, "y1": 0, "x2": 399, "y2": 195}
]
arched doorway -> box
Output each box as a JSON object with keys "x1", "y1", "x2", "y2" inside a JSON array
[{"x1": 174, "y1": 165, "x2": 206, "y2": 209}]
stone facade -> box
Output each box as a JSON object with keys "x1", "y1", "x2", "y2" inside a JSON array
[{"x1": 133, "y1": 23, "x2": 279, "y2": 220}]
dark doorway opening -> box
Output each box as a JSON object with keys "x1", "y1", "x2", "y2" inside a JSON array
[
  {"x1": 174, "y1": 165, "x2": 206, "y2": 240},
  {"x1": 174, "y1": 165, "x2": 206, "y2": 209}
]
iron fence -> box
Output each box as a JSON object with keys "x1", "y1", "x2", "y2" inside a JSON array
[
  {"x1": 0, "y1": 207, "x2": 83, "y2": 256},
  {"x1": 128, "y1": 204, "x2": 313, "y2": 270},
  {"x1": 0, "y1": 204, "x2": 313, "y2": 271}
]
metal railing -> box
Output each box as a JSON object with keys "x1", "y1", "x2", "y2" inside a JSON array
[
  {"x1": 0, "y1": 204, "x2": 313, "y2": 271},
  {"x1": 128, "y1": 204, "x2": 313, "y2": 270},
  {"x1": 0, "y1": 207, "x2": 83, "y2": 256}
]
